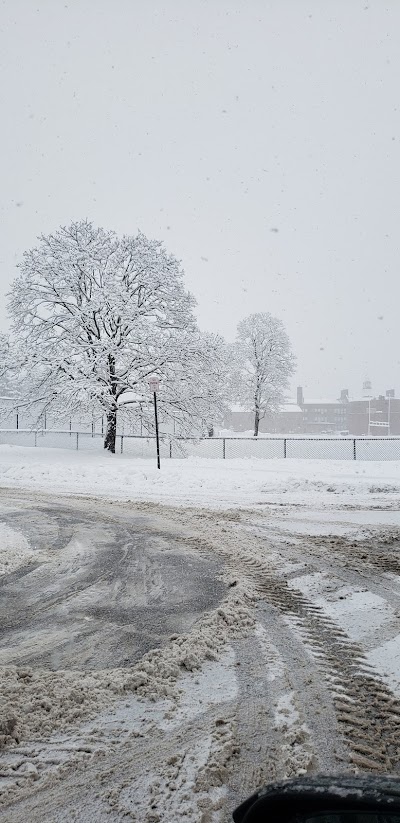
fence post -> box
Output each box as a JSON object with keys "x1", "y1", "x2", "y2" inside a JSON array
[
  {"x1": 16, "y1": 408, "x2": 19, "y2": 430},
  {"x1": 353, "y1": 439, "x2": 356, "y2": 460},
  {"x1": 34, "y1": 430, "x2": 37, "y2": 447},
  {"x1": 169, "y1": 440, "x2": 172, "y2": 459},
  {"x1": 223, "y1": 438, "x2": 226, "y2": 459},
  {"x1": 76, "y1": 432, "x2": 79, "y2": 450},
  {"x1": 121, "y1": 435, "x2": 124, "y2": 454},
  {"x1": 283, "y1": 438, "x2": 287, "y2": 459}
]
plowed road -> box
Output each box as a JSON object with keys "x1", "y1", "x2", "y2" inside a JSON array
[{"x1": 1, "y1": 491, "x2": 400, "y2": 822}]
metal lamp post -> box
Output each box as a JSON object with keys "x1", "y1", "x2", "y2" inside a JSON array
[{"x1": 149, "y1": 376, "x2": 161, "y2": 469}]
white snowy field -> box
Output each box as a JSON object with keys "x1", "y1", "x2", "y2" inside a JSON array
[{"x1": 1, "y1": 444, "x2": 400, "y2": 511}]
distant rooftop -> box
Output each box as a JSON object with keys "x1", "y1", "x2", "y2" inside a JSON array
[
  {"x1": 230, "y1": 403, "x2": 247, "y2": 413},
  {"x1": 230, "y1": 402, "x2": 303, "y2": 414},
  {"x1": 281, "y1": 403, "x2": 302, "y2": 413},
  {"x1": 302, "y1": 399, "x2": 345, "y2": 406}
]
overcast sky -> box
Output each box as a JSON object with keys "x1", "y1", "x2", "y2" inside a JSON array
[{"x1": 1, "y1": 0, "x2": 399, "y2": 400}]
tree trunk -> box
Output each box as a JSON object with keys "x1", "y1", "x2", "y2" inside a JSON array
[
  {"x1": 254, "y1": 410, "x2": 259, "y2": 437},
  {"x1": 104, "y1": 408, "x2": 117, "y2": 453}
]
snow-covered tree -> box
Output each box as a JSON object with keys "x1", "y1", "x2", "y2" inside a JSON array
[
  {"x1": 7, "y1": 221, "x2": 228, "y2": 451},
  {"x1": 0, "y1": 335, "x2": 20, "y2": 426},
  {"x1": 117, "y1": 329, "x2": 230, "y2": 438},
  {"x1": 233, "y1": 313, "x2": 295, "y2": 436}
]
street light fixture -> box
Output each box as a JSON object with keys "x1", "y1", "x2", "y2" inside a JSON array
[{"x1": 149, "y1": 376, "x2": 161, "y2": 469}]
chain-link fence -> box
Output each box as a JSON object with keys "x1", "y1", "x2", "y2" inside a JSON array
[
  {"x1": 2, "y1": 430, "x2": 400, "y2": 460},
  {"x1": 172, "y1": 436, "x2": 400, "y2": 460}
]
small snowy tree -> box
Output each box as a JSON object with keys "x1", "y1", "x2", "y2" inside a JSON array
[
  {"x1": 7, "y1": 221, "x2": 228, "y2": 451},
  {"x1": 233, "y1": 313, "x2": 295, "y2": 436}
]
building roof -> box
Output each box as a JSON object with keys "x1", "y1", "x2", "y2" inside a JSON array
[
  {"x1": 230, "y1": 404, "x2": 248, "y2": 413},
  {"x1": 348, "y1": 399, "x2": 392, "y2": 406},
  {"x1": 229, "y1": 402, "x2": 302, "y2": 414},
  {"x1": 303, "y1": 399, "x2": 345, "y2": 406},
  {"x1": 281, "y1": 403, "x2": 303, "y2": 414}
]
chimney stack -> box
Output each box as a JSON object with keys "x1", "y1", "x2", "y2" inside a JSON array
[{"x1": 297, "y1": 386, "x2": 304, "y2": 406}]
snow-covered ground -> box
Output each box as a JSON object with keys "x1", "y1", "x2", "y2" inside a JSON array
[
  {"x1": 1, "y1": 444, "x2": 400, "y2": 509},
  {"x1": 2, "y1": 447, "x2": 400, "y2": 820}
]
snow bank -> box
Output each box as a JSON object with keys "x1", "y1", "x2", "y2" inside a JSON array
[
  {"x1": 0, "y1": 523, "x2": 37, "y2": 576},
  {"x1": 1, "y1": 445, "x2": 400, "y2": 509},
  {"x1": 0, "y1": 590, "x2": 253, "y2": 749}
]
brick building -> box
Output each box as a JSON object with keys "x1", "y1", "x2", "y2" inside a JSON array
[
  {"x1": 296, "y1": 387, "x2": 348, "y2": 434},
  {"x1": 224, "y1": 386, "x2": 400, "y2": 436},
  {"x1": 223, "y1": 403, "x2": 303, "y2": 434},
  {"x1": 347, "y1": 393, "x2": 400, "y2": 436}
]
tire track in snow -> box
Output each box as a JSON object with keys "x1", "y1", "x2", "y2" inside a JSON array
[
  {"x1": 167, "y1": 508, "x2": 400, "y2": 774},
  {"x1": 243, "y1": 556, "x2": 400, "y2": 772},
  {"x1": 308, "y1": 529, "x2": 400, "y2": 579}
]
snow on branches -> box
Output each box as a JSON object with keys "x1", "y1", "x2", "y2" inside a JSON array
[
  {"x1": 7, "y1": 221, "x2": 228, "y2": 451},
  {"x1": 233, "y1": 312, "x2": 296, "y2": 436}
]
